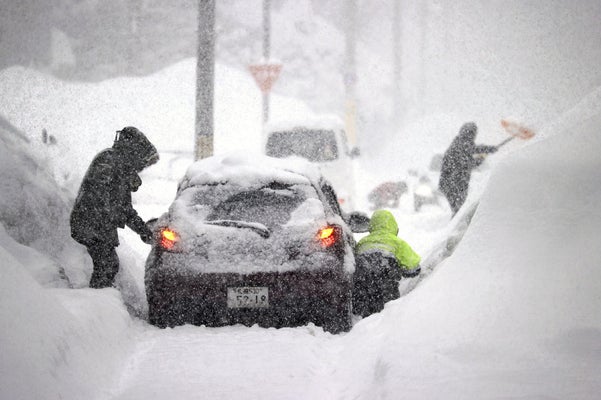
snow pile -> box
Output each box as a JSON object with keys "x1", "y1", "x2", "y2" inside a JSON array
[
  {"x1": 343, "y1": 102, "x2": 601, "y2": 398},
  {"x1": 0, "y1": 223, "x2": 69, "y2": 288},
  {"x1": 0, "y1": 123, "x2": 142, "y2": 400},
  {"x1": 0, "y1": 245, "x2": 134, "y2": 400},
  {"x1": 0, "y1": 61, "x2": 314, "y2": 195},
  {"x1": 0, "y1": 126, "x2": 88, "y2": 287}
]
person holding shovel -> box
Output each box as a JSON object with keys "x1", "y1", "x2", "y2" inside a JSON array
[{"x1": 438, "y1": 122, "x2": 498, "y2": 216}]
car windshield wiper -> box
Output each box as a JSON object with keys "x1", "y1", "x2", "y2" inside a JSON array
[{"x1": 204, "y1": 220, "x2": 270, "y2": 238}]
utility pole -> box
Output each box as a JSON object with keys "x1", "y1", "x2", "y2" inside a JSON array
[
  {"x1": 419, "y1": 0, "x2": 427, "y2": 117},
  {"x1": 126, "y1": 0, "x2": 142, "y2": 75},
  {"x1": 344, "y1": 0, "x2": 358, "y2": 147},
  {"x1": 392, "y1": 0, "x2": 402, "y2": 127},
  {"x1": 195, "y1": 0, "x2": 215, "y2": 160},
  {"x1": 262, "y1": 0, "x2": 271, "y2": 123}
]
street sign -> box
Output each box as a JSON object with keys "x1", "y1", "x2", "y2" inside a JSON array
[{"x1": 249, "y1": 62, "x2": 282, "y2": 93}]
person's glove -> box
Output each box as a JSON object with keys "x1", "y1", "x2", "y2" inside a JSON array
[
  {"x1": 401, "y1": 265, "x2": 421, "y2": 278},
  {"x1": 140, "y1": 227, "x2": 154, "y2": 244},
  {"x1": 130, "y1": 173, "x2": 142, "y2": 192}
]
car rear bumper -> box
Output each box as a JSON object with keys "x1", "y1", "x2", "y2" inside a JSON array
[{"x1": 147, "y1": 267, "x2": 351, "y2": 329}]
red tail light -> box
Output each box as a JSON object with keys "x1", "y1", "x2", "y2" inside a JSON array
[
  {"x1": 316, "y1": 225, "x2": 341, "y2": 248},
  {"x1": 160, "y1": 228, "x2": 179, "y2": 251}
]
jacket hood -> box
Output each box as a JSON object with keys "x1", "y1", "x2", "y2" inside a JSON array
[
  {"x1": 458, "y1": 122, "x2": 477, "y2": 142},
  {"x1": 368, "y1": 210, "x2": 399, "y2": 235},
  {"x1": 113, "y1": 126, "x2": 159, "y2": 171}
]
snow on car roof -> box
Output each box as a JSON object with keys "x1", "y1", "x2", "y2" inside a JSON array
[
  {"x1": 263, "y1": 114, "x2": 344, "y2": 134},
  {"x1": 179, "y1": 152, "x2": 323, "y2": 191}
]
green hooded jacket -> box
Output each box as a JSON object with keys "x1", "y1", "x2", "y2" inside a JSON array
[{"x1": 355, "y1": 210, "x2": 421, "y2": 271}]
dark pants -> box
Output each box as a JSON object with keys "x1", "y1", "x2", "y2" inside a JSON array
[
  {"x1": 87, "y1": 242, "x2": 119, "y2": 288},
  {"x1": 444, "y1": 190, "x2": 467, "y2": 216},
  {"x1": 353, "y1": 251, "x2": 402, "y2": 317}
]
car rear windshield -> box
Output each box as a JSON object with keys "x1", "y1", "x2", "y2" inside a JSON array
[
  {"x1": 190, "y1": 182, "x2": 316, "y2": 230},
  {"x1": 266, "y1": 129, "x2": 339, "y2": 162}
]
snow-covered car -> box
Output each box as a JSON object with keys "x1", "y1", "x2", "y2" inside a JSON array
[
  {"x1": 263, "y1": 115, "x2": 359, "y2": 211},
  {"x1": 145, "y1": 153, "x2": 369, "y2": 333}
]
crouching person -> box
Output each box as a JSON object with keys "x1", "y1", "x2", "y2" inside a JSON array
[
  {"x1": 353, "y1": 210, "x2": 420, "y2": 317},
  {"x1": 70, "y1": 126, "x2": 159, "y2": 288}
]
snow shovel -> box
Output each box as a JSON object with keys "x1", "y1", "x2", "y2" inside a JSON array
[{"x1": 496, "y1": 119, "x2": 536, "y2": 148}]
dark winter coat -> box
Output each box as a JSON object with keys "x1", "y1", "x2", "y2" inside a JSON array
[
  {"x1": 70, "y1": 148, "x2": 148, "y2": 247},
  {"x1": 70, "y1": 128, "x2": 158, "y2": 247},
  {"x1": 438, "y1": 122, "x2": 497, "y2": 213}
]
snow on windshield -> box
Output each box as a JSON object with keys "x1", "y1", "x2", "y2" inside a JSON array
[
  {"x1": 173, "y1": 181, "x2": 318, "y2": 230},
  {"x1": 169, "y1": 152, "x2": 327, "y2": 230}
]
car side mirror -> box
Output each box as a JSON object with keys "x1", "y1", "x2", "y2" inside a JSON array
[
  {"x1": 349, "y1": 147, "x2": 360, "y2": 158},
  {"x1": 347, "y1": 212, "x2": 370, "y2": 233}
]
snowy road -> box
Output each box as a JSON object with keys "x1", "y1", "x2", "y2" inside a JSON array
[
  {"x1": 107, "y1": 150, "x2": 456, "y2": 400},
  {"x1": 110, "y1": 323, "x2": 350, "y2": 400}
]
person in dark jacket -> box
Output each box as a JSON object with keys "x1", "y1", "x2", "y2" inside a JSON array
[
  {"x1": 70, "y1": 126, "x2": 159, "y2": 288},
  {"x1": 438, "y1": 122, "x2": 498, "y2": 216}
]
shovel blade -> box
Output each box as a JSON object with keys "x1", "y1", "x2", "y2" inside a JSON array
[{"x1": 501, "y1": 119, "x2": 536, "y2": 140}]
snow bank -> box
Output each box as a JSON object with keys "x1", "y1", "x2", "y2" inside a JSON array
[
  {"x1": 0, "y1": 125, "x2": 89, "y2": 287},
  {"x1": 0, "y1": 223, "x2": 69, "y2": 288},
  {"x1": 0, "y1": 245, "x2": 134, "y2": 400},
  {"x1": 343, "y1": 100, "x2": 601, "y2": 398},
  {"x1": 0, "y1": 61, "x2": 314, "y2": 196},
  {"x1": 0, "y1": 76, "x2": 132, "y2": 400}
]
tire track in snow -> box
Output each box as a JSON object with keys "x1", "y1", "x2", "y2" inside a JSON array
[{"x1": 110, "y1": 323, "x2": 347, "y2": 400}]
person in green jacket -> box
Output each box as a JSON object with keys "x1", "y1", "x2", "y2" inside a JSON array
[{"x1": 355, "y1": 209, "x2": 421, "y2": 276}]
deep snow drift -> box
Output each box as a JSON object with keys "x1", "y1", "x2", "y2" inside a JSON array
[
  {"x1": 1, "y1": 61, "x2": 600, "y2": 399},
  {"x1": 342, "y1": 96, "x2": 601, "y2": 399}
]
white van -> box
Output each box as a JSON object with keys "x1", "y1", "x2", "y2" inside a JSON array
[{"x1": 263, "y1": 115, "x2": 359, "y2": 211}]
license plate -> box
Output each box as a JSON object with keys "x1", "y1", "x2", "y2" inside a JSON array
[{"x1": 227, "y1": 287, "x2": 269, "y2": 308}]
